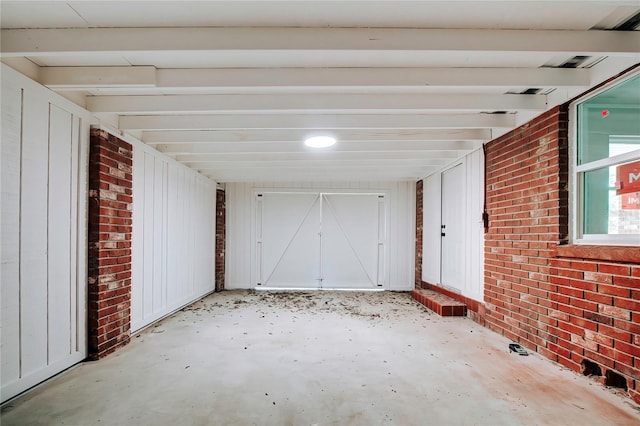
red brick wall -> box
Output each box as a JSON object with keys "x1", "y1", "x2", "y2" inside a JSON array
[
  {"x1": 483, "y1": 105, "x2": 570, "y2": 344},
  {"x1": 88, "y1": 129, "x2": 133, "y2": 359},
  {"x1": 415, "y1": 180, "x2": 423, "y2": 288},
  {"x1": 548, "y1": 251, "x2": 640, "y2": 402},
  {"x1": 483, "y1": 106, "x2": 640, "y2": 403},
  {"x1": 215, "y1": 188, "x2": 226, "y2": 292}
]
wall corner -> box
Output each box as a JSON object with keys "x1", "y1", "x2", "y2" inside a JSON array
[{"x1": 87, "y1": 128, "x2": 133, "y2": 359}]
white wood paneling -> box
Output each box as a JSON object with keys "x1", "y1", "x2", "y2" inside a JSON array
[
  {"x1": 47, "y1": 105, "x2": 73, "y2": 364},
  {"x1": 226, "y1": 181, "x2": 414, "y2": 291},
  {"x1": 422, "y1": 172, "x2": 442, "y2": 285},
  {"x1": 130, "y1": 136, "x2": 216, "y2": 332},
  {"x1": 1, "y1": 66, "x2": 24, "y2": 396},
  {"x1": 19, "y1": 80, "x2": 49, "y2": 377},
  {"x1": 1, "y1": 64, "x2": 89, "y2": 403},
  {"x1": 421, "y1": 148, "x2": 485, "y2": 301},
  {"x1": 466, "y1": 149, "x2": 485, "y2": 301}
]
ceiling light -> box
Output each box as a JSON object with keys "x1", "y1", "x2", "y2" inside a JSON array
[{"x1": 304, "y1": 136, "x2": 336, "y2": 148}]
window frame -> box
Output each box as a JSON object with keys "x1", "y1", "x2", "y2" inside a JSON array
[{"x1": 569, "y1": 69, "x2": 640, "y2": 246}]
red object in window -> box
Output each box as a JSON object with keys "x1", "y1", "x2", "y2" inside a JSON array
[
  {"x1": 601, "y1": 109, "x2": 610, "y2": 118},
  {"x1": 621, "y1": 192, "x2": 640, "y2": 210},
  {"x1": 616, "y1": 160, "x2": 640, "y2": 195}
]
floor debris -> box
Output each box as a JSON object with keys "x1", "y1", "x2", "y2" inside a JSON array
[{"x1": 1, "y1": 290, "x2": 638, "y2": 425}]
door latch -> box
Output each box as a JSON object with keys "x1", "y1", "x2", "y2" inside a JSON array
[{"x1": 441, "y1": 224, "x2": 446, "y2": 237}]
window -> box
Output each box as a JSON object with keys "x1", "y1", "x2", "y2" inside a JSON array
[{"x1": 573, "y1": 72, "x2": 640, "y2": 245}]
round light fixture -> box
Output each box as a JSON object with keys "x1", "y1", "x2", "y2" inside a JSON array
[{"x1": 304, "y1": 136, "x2": 336, "y2": 148}]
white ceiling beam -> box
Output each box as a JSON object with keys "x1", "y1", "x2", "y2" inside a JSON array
[
  {"x1": 142, "y1": 129, "x2": 490, "y2": 144},
  {"x1": 201, "y1": 168, "x2": 433, "y2": 183},
  {"x1": 38, "y1": 66, "x2": 590, "y2": 90},
  {"x1": 89, "y1": 93, "x2": 547, "y2": 114},
  {"x1": 3, "y1": 28, "x2": 639, "y2": 56},
  {"x1": 162, "y1": 67, "x2": 590, "y2": 88},
  {"x1": 165, "y1": 158, "x2": 445, "y2": 168},
  {"x1": 196, "y1": 170, "x2": 439, "y2": 181},
  {"x1": 120, "y1": 113, "x2": 516, "y2": 131},
  {"x1": 174, "y1": 151, "x2": 459, "y2": 163},
  {"x1": 153, "y1": 141, "x2": 477, "y2": 155},
  {"x1": 40, "y1": 66, "x2": 156, "y2": 88},
  {"x1": 194, "y1": 163, "x2": 445, "y2": 171}
]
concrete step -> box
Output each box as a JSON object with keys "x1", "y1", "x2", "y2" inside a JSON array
[{"x1": 412, "y1": 288, "x2": 467, "y2": 317}]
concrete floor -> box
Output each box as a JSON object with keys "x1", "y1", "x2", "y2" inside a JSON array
[{"x1": 2, "y1": 290, "x2": 639, "y2": 426}]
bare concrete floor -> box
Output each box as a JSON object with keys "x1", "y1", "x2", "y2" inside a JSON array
[{"x1": 2, "y1": 290, "x2": 639, "y2": 426}]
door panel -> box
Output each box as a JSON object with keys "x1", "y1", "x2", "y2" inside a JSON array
[
  {"x1": 257, "y1": 192, "x2": 384, "y2": 289},
  {"x1": 322, "y1": 194, "x2": 381, "y2": 289},
  {"x1": 259, "y1": 193, "x2": 321, "y2": 288},
  {"x1": 441, "y1": 164, "x2": 464, "y2": 291}
]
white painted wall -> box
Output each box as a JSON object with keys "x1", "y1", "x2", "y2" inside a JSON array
[
  {"x1": 131, "y1": 137, "x2": 216, "y2": 332},
  {"x1": 421, "y1": 149, "x2": 485, "y2": 301},
  {"x1": 465, "y1": 149, "x2": 485, "y2": 302},
  {"x1": 226, "y1": 181, "x2": 415, "y2": 291},
  {"x1": 422, "y1": 172, "x2": 442, "y2": 285},
  {"x1": 1, "y1": 64, "x2": 90, "y2": 403}
]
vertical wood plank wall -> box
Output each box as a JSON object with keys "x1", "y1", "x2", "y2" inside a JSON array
[
  {"x1": 225, "y1": 181, "x2": 416, "y2": 291},
  {"x1": 421, "y1": 149, "x2": 485, "y2": 301},
  {"x1": 131, "y1": 140, "x2": 217, "y2": 332},
  {"x1": 1, "y1": 64, "x2": 90, "y2": 403}
]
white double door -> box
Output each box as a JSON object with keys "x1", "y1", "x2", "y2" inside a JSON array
[
  {"x1": 441, "y1": 163, "x2": 465, "y2": 291},
  {"x1": 256, "y1": 192, "x2": 386, "y2": 289}
]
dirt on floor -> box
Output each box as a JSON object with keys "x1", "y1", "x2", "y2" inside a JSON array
[
  {"x1": 181, "y1": 290, "x2": 414, "y2": 319},
  {"x1": 2, "y1": 290, "x2": 639, "y2": 426}
]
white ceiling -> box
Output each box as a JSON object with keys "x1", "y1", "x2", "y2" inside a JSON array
[{"x1": 2, "y1": 0, "x2": 639, "y2": 183}]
